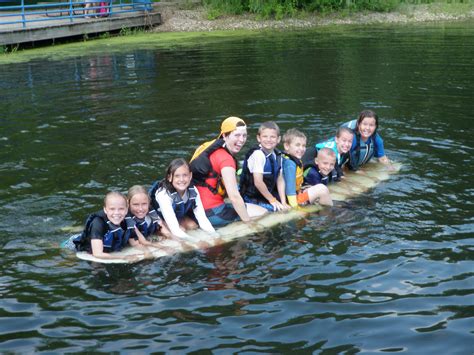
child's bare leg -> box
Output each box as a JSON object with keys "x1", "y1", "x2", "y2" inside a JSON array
[
  {"x1": 307, "y1": 184, "x2": 333, "y2": 206},
  {"x1": 246, "y1": 203, "x2": 267, "y2": 218}
]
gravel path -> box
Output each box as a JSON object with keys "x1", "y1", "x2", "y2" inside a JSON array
[{"x1": 152, "y1": 3, "x2": 474, "y2": 33}]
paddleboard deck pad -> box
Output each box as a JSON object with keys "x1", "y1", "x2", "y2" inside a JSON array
[{"x1": 75, "y1": 161, "x2": 401, "y2": 264}]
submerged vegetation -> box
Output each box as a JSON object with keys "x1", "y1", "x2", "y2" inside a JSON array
[{"x1": 202, "y1": 0, "x2": 472, "y2": 19}]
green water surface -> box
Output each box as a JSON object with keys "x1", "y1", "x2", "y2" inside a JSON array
[{"x1": 1, "y1": 21, "x2": 473, "y2": 353}]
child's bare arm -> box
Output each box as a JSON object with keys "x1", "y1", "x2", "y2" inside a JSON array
[
  {"x1": 277, "y1": 173, "x2": 290, "y2": 210},
  {"x1": 91, "y1": 239, "x2": 140, "y2": 261}
]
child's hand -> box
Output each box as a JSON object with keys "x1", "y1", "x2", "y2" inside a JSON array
[
  {"x1": 271, "y1": 200, "x2": 288, "y2": 212},
  {"x1": 210, "y1": 231, "x2": 220, "y2": 238},
  {"x1": 143, "y1": 249, "x2": 153, "y2": 260},
  {"x1": 245, "y1": 220, "x2": 266, "y2": 233},
  {"x1": 149, "y1": 241, "x2": 162, "y2": 249},
  {"x1": 195, "y1": 241, "x2": 208, "y2": 249},
  {"x1": 125, "y1": 254, "x2": 142, "y2": 263},
  {"x1": 385, "y1": 162, "x2": 397, "y2": 171}
]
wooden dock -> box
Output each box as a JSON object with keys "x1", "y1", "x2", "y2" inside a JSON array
[{"x1": 0, "y1": 9, "x2": 161, "y2": 46}]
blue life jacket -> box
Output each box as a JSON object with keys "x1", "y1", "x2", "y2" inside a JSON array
[
  {"x1": 151, "y1": 183, "x2": 198, "y2": 220},
  {"x1": 149, "y1": 179, "x2": 161, "y2": 212},
  {"x1": 73, "y1": 211, "x2": 130, "y2": 253},
  {"x1": 343, "y1": 119, "x2": 378, "y2": 170},
  {"x1": 239, "y1": 145, "x2": 282, "y2": 202},
  {"x1": 303, "y1": 162, "x2": 338, "y2": 186},
  {"x1": 171, "y1": 187, "x2": 198, "y2": 219},
  {"x1": 126, "y1": 212, "x2": 160, "y2": 239},
  {"x1": 136, "y1": 215, "x2": 159, "y2": 237},
  {"x1": 149, "y1": 180, "x2": 198, "y2": 219}
]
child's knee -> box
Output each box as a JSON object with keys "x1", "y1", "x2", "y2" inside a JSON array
[
  {"x1": 320, "y1": 185, "x2": 330, "y2": 195},
  {"x1": 247, "y1": 203, "x2": 267, "y2": 218},
  {"x1": 307, "y1": 184, "x2": 330, "y2": 203},
  {"x1": 312, "y1": 184, "x2": 329, "y2": 195}
]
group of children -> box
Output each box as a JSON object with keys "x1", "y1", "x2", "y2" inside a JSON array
[{"x1": 66, "y1": 109, "x2": 391, "y2": 261}]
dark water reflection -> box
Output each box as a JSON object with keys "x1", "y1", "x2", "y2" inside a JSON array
[{"x1": 1, "y1": 22, "x2": 473, "y2": 352}]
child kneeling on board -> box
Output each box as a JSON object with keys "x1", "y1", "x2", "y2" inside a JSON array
[
  {"x1": 150, "y1": 158, "x2": 218, "y2": 246},
  {"x1": 304, "y1": 126, "x2": 354, "y2": 180},
  {"x1": 239, "y1": 121, "x2": 290, "y2": 212},
  {"x1": 282, "y1": 129, "x2": 333, "y2": 208},
  {"x1": 303, "y1": 147, "x2": 338, "y2": 186}
]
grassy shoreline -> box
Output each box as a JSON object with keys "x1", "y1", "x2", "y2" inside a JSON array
[
  {"x1": 1, "y1": 2, "x2": 472, "y2": 61},
  {"x1": 153, "y1": 2, "x2": 474, "y2": 32}
]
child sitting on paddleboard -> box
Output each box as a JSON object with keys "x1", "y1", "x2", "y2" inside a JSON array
[
  {"x1": 303, "y1": 126, "x2": 354, "y2": 180},
  {"x1": 303, "y1": 147, "x2": 338, "y2": 186},
  {"x1": 343, "y1": 109, "x2": 392, "y2": 170},
  {"x1": 282, "y1": 129, "x2": 333, "y2": 208},
  {"x1": 151, "y1": 158, "x2": 217, "y2": 244},
  {"x1": 126, "y1": 185, "x2": 163, "y2": 248},
  {"x1": 64, "y1": 191, "x2": 138, "y2": 262},
  {"x1": 239, "y1": 121, "x2": 290, "y2": 212}
]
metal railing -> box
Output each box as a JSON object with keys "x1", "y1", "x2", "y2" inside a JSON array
[{"x1": 0, "y1": 0, "x2": 153, "y2": 28}]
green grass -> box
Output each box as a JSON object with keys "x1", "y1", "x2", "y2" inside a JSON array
[
  {"x1": 203, "y1": 0, "x2": 473, "y2": 19},
  {"x1": 393, "y1": 1, "x2": 473, "y2": 19},
  {"x1": 1, "y1": 0, "x2": 472, "y2": 62}
]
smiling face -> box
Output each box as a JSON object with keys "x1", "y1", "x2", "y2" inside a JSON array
[
  {"x1": 129, "y1": 192, "x2": 149, "y2": 220},
  {"x1": 223, "y1": 126, "x2": 248, "y2": 155},
  {"x1": 316, "y1": 152, "x2": 336, "y2": 176},
  {"x1": 169, "y1": 164, "x2": 192, "y2": 195},
  {"x1": 335, "y1": 130, "x2": 353, "y2": 154},
  {"x1": 284, "y1": 137, "x2": 306, "y2": 160},
  {"x1": 103, "y1": 194, "x2": 128, "y2": 225},
  {"x1": 358, "y1": 116, "x2": 377, "y2": 140},
  {"x1": 257, "y1": 128, "x2": 280, "y2": 152}
]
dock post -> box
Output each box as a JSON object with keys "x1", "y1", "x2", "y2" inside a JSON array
[
  {"x1": 69, "y1": 0, "x2": 73, "y2": 22},
  {"x1": 21, "y1": 0, "x2": 26, "y2": 28}
]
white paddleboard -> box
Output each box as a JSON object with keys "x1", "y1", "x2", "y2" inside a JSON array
[{"x1": 76, "y1": 161, "x2": 401, "y2": 264}]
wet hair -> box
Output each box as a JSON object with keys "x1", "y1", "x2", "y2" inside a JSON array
[
  {"x1": 127, "y1": 185, "x2": 150, "y2": 203},
  {"x1": 317, "y1": 147, "x2": 336, "y2": 159},
  {"x1": 222, "y1": 121, "x2": 246, "y2": 138},
  {"x1": 355, "y1": 109, "x2": 379, "y2": 135},
  {"x1": 336, "y1": 126, "x2": 354, "y2": 138},
  {"x1": 162, "y1": 158, "x2": 191, "y2": 192},
  {"x1": 282, "y1": 128, "x2": 306, "y2": 145},
  {"x1": 103, "y1": 191, "x2": 128, "y2": 208},
  {"x1": 258, "y1": 121, "x2": 280, "y2": 136}
]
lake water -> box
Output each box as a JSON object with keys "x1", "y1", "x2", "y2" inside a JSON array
[{"x1": 1, "y1": 21, "x2": 473, "y2": 353}]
